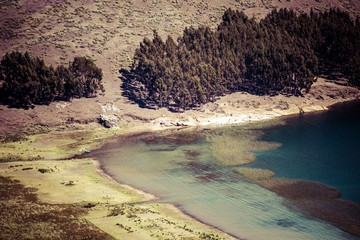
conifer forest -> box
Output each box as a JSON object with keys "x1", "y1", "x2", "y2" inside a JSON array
[
  {"x1": 127, "y1": 8, "x2": 360, "y2": 110},
  {"x1": 1, "y1": 8, "x2": 360, "y2": 110}
]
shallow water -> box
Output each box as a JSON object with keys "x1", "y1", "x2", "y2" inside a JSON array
[{"x1": 89, "y1": 101, "x2": 360, "y2": 240}]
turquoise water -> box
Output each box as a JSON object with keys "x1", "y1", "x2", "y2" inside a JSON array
[
  {"x1": 250, "y1": 100, "x2": 360, "y2": 205},
  {"x1": 89, "y1": 101, "x2": 360, "y2": 240}
]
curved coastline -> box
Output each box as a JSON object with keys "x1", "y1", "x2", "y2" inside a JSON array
[
  {"x1": 1, "y1": 92, "x2": 360, "y2": 239},
  {"x1": 93, "y1": 99, "x2": 360, "y2": 239},
  {"x1": 97, "y1": 159, "x2": 243, "y2": 240},
  {"x1": 88, "y1": 129, "x2": 241, "y2": 239}
]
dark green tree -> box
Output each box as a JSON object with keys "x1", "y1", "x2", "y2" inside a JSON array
[
  {"x1": 127, "y1": 8, "x2": 360, "y2": 110},
  {"x1": 0, "y1": 52, "x2": 104, "y2": 108},
  {"x1": 70, "y1": 57, "x2": 103, "y2": 98}
]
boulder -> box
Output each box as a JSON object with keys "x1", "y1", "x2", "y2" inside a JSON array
[{"x1": 99, "y1": 114, "x2": 119, "y2": 128}]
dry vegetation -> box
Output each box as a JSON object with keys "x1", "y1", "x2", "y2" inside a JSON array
[
  {"x1": 0, "y1": 175, "x2": 113, "y2": 240},
  {"x1": 0, "y1": 158, "x2": 234, "y2": 239},
  {"x1": 1, "y1": 0, "x2": 360, "y2": 134},
  {"x1": 1, "y1": 0, "x2": 360, "y2": 239}
]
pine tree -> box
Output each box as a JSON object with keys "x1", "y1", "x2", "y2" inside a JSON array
[
  {"x1": 0, "y1": 52, "x2": 104, "y2": 108},
  {"x1": 128, "y1": 8, "x2": 360, "y2": 110}
]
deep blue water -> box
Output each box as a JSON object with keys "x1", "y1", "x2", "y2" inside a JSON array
[
  {"x1": 250, "y1": 100, "x2": 360, "y2": 204},
  {"x1": 89, "y1": 100, "x2": 360, "y2": 240}
]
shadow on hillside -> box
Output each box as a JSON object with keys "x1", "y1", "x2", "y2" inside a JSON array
[
  {"x1": 119, "y1": 69, "x2": 160, "y2": 110},
  {"x1": 119, "y1": 69, "x2": 184, "y2": 112},
  {"x1": 318, "y1": 64, "x2": 350, "y2": 86}
]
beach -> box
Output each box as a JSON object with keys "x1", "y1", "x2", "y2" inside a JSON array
[
  {"x1": 2, "y1": 0, "x2": 360, "y2": 238},
  {"x1": 0, "y1": 158, "x2": 237, "y2": 239},
  {"x1": 1, "y1": 77, "x2": 360, "y2": 239}
]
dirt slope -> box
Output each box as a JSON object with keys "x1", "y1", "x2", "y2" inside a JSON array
[{"x1": 1, "y1": 0, "x2": 360, "y2": 133}]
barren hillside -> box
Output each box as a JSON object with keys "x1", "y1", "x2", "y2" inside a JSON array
[{"x1": 1, "y1": 0, "x2": 360, "y2": 133}]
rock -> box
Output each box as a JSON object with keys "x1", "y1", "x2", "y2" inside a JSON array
[
  {"x1": 99, "y1": 114, "x2": 119, "y2": 128},
  {"x1": 100, "y1": 103, "x2": 121, "y2": 113}
]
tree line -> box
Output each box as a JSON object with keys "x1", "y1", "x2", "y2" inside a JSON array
[
  {"x1": 127, "y1": 8, "x2": 360, "y2": 110},
  {"x1": 0, "y1": 51, "x2": 103, "y2": 109},
  {"x1": 266, "y1": 8, "x2": 360, "y2": 87}
]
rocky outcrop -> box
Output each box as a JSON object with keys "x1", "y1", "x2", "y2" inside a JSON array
[{"x1": 99, "y1": 114, "x2": 119, "y2": 128}]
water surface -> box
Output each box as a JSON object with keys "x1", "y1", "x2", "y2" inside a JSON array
[
  {"x1": 89, "y1": 102, "x2": 360, "y2": 240},
  {"x1": 250, "y1": 100, "x2": 360, "y2": 204}
]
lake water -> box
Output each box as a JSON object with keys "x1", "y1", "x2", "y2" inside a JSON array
[
  {"x1": 89, "y1": 100, "x2": 360, "y2": 240},
  {"x1": 250, "y1": 100, "x2": 360, "y2": 205}
]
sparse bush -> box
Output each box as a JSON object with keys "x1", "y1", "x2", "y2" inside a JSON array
[
  {"x1": 65, "y1": 180, "x2": 75, "y2": 186},
  {"x1": 0, "y1": 130, "x2": 27, "y2": 143},
  {"x1": 107, "y1": 205, "x2": 126, "y2": 217},
  {"x1": 38, "y1": 168, "x2": 51, "y2": 173}
]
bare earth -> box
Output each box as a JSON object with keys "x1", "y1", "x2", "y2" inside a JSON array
[
  {"x1": 1, "y1": 0, "x2": 360, "y2": 134},
  {"x1": 1, "y1": 0, "x2": 360, "y2": 239},
  {"x1": 1, "y1": 77, "x2": 359, "y2": 134}
]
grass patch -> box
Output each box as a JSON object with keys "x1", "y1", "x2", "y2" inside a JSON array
[
  {"x1": 0, "y1": 176, "x2": 114, "y2": 240},
  {"x1": 107, "y1": 203, "x2": 156, "y2": 217},
  {"x1": 0, "y1": 127, "x2": 118, "y2": 161},
  {"x1": 0, "y1": 130, "x2": 28, "y2": 143},
  {"x1": 0, "y1": 154, "x2": 26, "y2": 162},
  {"x1": 0, "y1": 125, "x2": 51, "y2": 143}
]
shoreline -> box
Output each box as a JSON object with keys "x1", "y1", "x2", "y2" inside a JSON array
[
  {"x1": 98, "y1": 161, "x2": 242, "y2": 240},
  {"x1": 91, "y1": 97, "x2": 360, "y2": 239},
  {"x1": 0, "y1": 158, "x2": 238, "y2": 240},
  {"x1": 92, "y1": 129, "x2": 245, "y2": 239},
  {"x1": 148, "y1": 78, "x2": 360, "y2": 129},
  {"x1": 1, "y1": 79, "x2": 360, "y2": 239}
]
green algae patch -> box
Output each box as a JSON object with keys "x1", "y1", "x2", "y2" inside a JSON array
[
  {"x1": 234, "y1": 167, "x2": 275, "y2": 182},
  {"x1": 241, "y1": 118, "x2": 286, "y2": 130},
  {"x1": 206, "y1": 125, "x2": 281, "y2": 166}
]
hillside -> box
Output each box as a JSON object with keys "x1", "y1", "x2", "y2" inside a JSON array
[
  {"x1": 1, "y1": 1, "x2": 360, "y2": 239},
  {"x1": 1, "y1": 0, "x2": 360, "y2": 133}
]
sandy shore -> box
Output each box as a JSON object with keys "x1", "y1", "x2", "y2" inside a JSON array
[
  {"x1": 1, "y1": 77, "x2": 360, "y2": 239},
  {"x1": 150, "y1": 78, "x2": 360, "y2": 129},
  {"x1": 0, "y1": 158, "x2": 237, "y2": 239}
]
